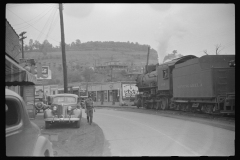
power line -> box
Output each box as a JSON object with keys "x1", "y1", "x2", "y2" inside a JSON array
[
  {"x1": 6, "y1": 8, "x2": 60, "y2": 43},
  {"x1": 41, "y1": 3, "x2": 59, "y2": 9},
  {"x1": 45, "y1": 10, "x2": 59, "y2": 40},
  {"x1": 36, "y1": 7, "x2": 56, "y2": 42},
  {"x1": 44, "y1": 9, "x2": 58, "y2": 41},
  {"x1": 6, "y1": 3, "x2": 26, "y2": 8},
  {"x1": 12, "y1": 7, "x2": 53, "y2": 27},
  {"x1": 14, "y1": 7, "x2": 55, "y2": 31}
]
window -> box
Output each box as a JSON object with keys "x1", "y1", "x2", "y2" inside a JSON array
[
  {"x1": 6, "y1": 98, "x2": 21, "y2": 127},
  {"x1": 163, "y1": 69, "x2": 168, "y2": 79}
]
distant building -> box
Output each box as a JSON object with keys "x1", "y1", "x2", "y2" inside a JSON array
[{"x1": 94, "y1": 60, "x2": 128, "y2": 72}]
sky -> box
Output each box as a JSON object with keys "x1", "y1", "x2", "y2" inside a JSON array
[{"x1": 6, "y1": 3, "x2": 235, "y2": 63}]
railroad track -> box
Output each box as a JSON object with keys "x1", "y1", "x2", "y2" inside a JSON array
[
  {"x1": 152, "y1": 110, "x2": 235, "y2": 122},
  {"x1": 141, "y1": 108, "x2": 235, "y2": 123}
]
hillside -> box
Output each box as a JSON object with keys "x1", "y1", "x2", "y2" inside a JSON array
[{"x1": 25, "y1": 48, "x2": 158, "y2": 85}]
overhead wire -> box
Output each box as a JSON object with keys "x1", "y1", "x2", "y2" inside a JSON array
[
  {"x1": 41, "y1": 3, "x2": 59, "y2": 9},
  {"x1": 14, "y1": 9, "x2": 55, "y2": 32},
  {"x1": 35, "y1": 7, "x2": 58, "y2": 43},
  {"x1": 44, "y1": 8, "x2": 58, "y2": 41},
  {"x1": 13, "y1": 7, "x2": 53, "y2": 27},
  {"x1": 6, "y1": 7, "x2": 60, "y2": 43},
  {"x1": 6, "y1": 3, "x2": 26, "y2": 8}
]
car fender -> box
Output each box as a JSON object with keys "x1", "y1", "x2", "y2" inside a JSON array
[
  {"x1": 73, "y1": 109, "x2": 81, "y2": 118},
  {"x1": 32, "y1": 135, "x2": 53, "y2": 156},
  {"x1": 44, "y1": 109, "x2": 52, "y2": 118}
]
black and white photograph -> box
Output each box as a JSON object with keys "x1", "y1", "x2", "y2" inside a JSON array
[{"x1": 5, "y1": 3, "x2": 235, "y2": 157}]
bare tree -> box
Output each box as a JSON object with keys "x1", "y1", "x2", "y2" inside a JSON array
[
  {"x1": 215, "y1": 44, "x2": 224, "y2": 55},
  {"x1": 203, "y1": 50, "x2": 208, "y2": 55}
]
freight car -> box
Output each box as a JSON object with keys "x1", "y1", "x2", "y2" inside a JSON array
[{"x1": 136, "y1": 55, "x2": 235, "y2": 115}]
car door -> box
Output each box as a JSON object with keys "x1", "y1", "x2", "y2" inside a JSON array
[{"x1": 6, "y1": 95, "x2": 39, "y2": 156}]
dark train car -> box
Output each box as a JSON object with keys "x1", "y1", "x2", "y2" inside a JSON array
[
  {"x1": 172, "y1": 55, "x2": 235, "y2": 114},
  {"x1": 136, "y1": 70, "x2": 157, "y2": 92},
  {"x1": 136, "y1": 55, "x2": 197, "y2": 109},
  {"x1": 155, "y1": 55, "x2": 197, "y2": 109}
]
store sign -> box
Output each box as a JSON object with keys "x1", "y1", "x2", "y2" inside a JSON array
[
  {"x1": 35, "y1": 79, "x2": 49, "y2": 85},
  {"x1": 122, "y1": 84, "x2": 139, "y2": 98},
  {"x1": 34, "y1": 66, "x2": 52, "y2": 80}
]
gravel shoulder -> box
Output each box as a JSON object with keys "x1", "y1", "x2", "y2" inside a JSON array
[{"x1": 31, "y1": 113, "x2": 105, "y2": 156}]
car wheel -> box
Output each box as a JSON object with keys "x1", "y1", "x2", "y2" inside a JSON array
[
  {"x1": 45, "y1": 121, "x2": 51, "y2": 129},
  {"x1": 75, "y1": 118, "x2": 81, "y2": 128}
]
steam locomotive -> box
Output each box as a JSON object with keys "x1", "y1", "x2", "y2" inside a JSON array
[{"x1": 135, "y1": 54, "x2": 235, "y2": 115}]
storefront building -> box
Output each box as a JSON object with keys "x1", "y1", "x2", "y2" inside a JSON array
[
  {"x1": 80, "y1": 81, "x2": 139, "y2": 106},
  {"x1": 5, "y1": 19, "x2": 37, "y2": 118}
]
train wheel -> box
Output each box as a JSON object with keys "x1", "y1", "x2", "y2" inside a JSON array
[
  {"x1": 206, "y1": 105, "x2": 213, "y2": 114},
  {"x1": 161, "y1": 98, "x2": 168, "y2": 110}
]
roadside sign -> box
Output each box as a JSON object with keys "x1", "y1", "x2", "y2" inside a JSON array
[
  {"x1": 35, "y1": 79, "x2": 49, "y2": 85},
  {"x1": 34, "y1": 66, "x2": 52, "y2": 80},
  {"x1": 122, "y1": 84, "x2": 139, "y2": 98}
]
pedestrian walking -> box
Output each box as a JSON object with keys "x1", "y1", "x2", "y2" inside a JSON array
[{"x1": 85, "y1": 96, "x2": 95, "y2": 125}]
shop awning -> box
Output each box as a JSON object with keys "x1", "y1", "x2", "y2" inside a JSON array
[{"x1": 5, "y1": 55, "x2": 37, "y2": 86}]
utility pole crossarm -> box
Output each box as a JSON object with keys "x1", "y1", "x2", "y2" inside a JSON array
[{"x1": 19, "y1": 31, "x2": 27, "y2": 58}]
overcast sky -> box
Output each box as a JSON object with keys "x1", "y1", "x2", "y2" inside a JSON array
[{"x1": 6, "y1": 3, "x2": 235, "y2": 63}]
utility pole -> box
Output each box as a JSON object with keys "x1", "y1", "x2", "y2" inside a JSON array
[
  {"x1": 59, "y1": 3, "x2": 68, "y2": 93},
  {"x1": 145, "y1": 46, "x2": 150, "y2": 74},
  {"x1": 19, "y1": 31, "x2": 27, "y2": 98},
  {"x1": 110, "y1": 66, "x2": 113, "y2": 82},
  {"x1": 19, "y1": 31, "x2": 27, "y2": 58}
]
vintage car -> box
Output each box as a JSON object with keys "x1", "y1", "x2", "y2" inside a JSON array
[
  {"x1": 44, "y1": 94, "x2": 82, "y2": 129},
  {"x1": 34, "y1": 97, "x2": 46, "y2": 114},
  {"x1": 6, "y1": 89, "x2": 53, "y2": 156}
]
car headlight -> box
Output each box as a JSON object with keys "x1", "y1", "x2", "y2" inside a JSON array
[
  {"x1": 53, "y1": 106, "x2": 57, "y2": 111},
  {"x1": 68, "y1": 106, "x2": 72, "y2": 111}
]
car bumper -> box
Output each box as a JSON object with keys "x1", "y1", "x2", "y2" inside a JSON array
[{"x1": 45, "y1": 117, "x2": 80, "y2": 122}]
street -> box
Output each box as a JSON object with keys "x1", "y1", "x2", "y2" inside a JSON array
[{"x1": 32, "y1": 108, "x2": 235, "y2": 156}]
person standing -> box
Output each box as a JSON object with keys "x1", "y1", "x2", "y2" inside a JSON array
[{"x1": 85, "y1": 96, "x2": 95, "y2": 125}]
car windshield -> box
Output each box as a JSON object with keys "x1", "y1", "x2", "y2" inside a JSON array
[{"x1": 52, "y1": 96, "x2": 76, "y2": 104}]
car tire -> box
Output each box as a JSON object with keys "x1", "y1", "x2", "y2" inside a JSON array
[
  {"x1": 75, "y1": 118, "x2": 81, "y2": 128},
  {"x1": 45, "y1": 121, "x2": 51, "y2": 129}
]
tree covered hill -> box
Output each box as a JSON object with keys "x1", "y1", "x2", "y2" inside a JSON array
[{"x1": 25, "y1": 40, "x2": 158, "y2": 85}]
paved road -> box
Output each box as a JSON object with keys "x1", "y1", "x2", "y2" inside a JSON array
[
  {"x1": 94, "y1": 109, "x2": 235, "y2": 156},
  {"x1": 32, "y1": 108, "x2": 235, "y2": 156}
]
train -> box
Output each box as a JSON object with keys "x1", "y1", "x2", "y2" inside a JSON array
[{"x1": 135, "y1": 54, "x2": 235, "y2": 115}]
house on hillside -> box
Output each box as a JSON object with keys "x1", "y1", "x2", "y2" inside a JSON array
[{"x1": 94, "y1": 60, "x2": 128, "y2": 72}]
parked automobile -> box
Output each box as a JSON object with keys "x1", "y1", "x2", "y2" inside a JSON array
[
  {"x1": 6, "y1": 89, "x2": 53, "y2": 156},
  {"x1": 44, "y1": 94, "x2": 82, "y2": 129},
  {"x1": 34, "y1": 98, "x2": 46, "y2": 114}
]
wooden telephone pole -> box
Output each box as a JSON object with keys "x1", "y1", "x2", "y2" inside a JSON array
[
  {"x1": 19, "y1": 31, "x2": 27, "y2": 58},
  {"x1": 59, "y1": 3, "x2": 68, "y2": 93}
]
